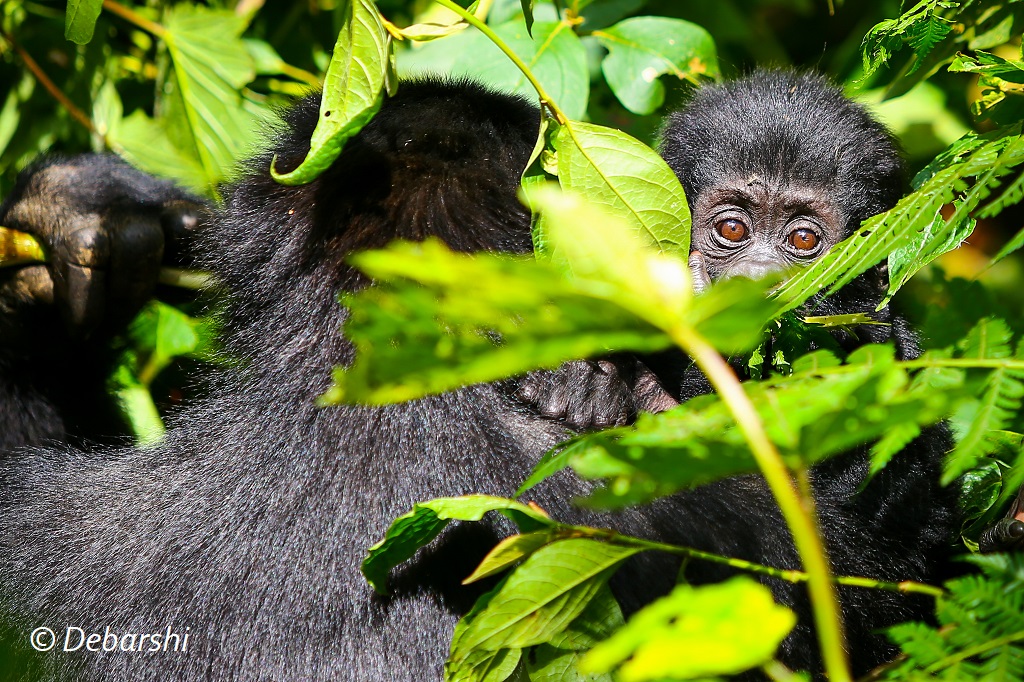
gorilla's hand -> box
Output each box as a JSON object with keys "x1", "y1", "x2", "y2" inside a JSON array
[
  {"x1": 0, "y1": 155, "x2": 208, "y2": 346},
  {"x1": 979, "y1": 485, "x2": 1024, "y2": 553},
  {"x1": 508, "y1": 357, "x2": 679, "y2": 431}
]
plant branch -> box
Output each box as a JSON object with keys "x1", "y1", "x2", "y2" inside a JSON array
[
  {"x1": 3, "y1": 34, "x2": 97, "y2": 136},
  {"x1": 102, "y1": 0, "x2": 167, "y2": 38},
  {"x1": 670, "y1": 326, "x2": 853, "y2": 682},
  {"x1": 573, "y1": 527, "x2": 944, "y2": 597},
  {"x1": 431, "y1": 0, "x2": 568, "y2": 124}
]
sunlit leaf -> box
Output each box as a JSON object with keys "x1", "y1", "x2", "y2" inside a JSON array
[
  {"x1": 553, "y1": 122, "x2": 690, "y2": 255},
  {"x1": 272, "y1": 0, "x2": 390, "y2": 185},
  {"x1": 595, "y1": 17, "x2": 718, "y2": 115},
  {"x1": 580, "y1": 578, "x2": 795, "y2": 681}
]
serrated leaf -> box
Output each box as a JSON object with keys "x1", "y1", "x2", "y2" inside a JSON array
[
  {"x1": 907, "y1": 16, "x2": 953, "y2": 73},
  {"x1": 559, "y1": 344, "x2": 954, "y2": 508},
  {"x1": 595, "y1": 17, "x2": 718, "y2": 115},
  {"x1": 771, "y1": 124, "x2": 1024, "y2": 315},
  {"x1": 272, "y1": 0, "x2": 390, "y2": 185},
  {"x1": 580, "y1": 578, "x2": 795, "y2": 681},
  {"x1": 450, "y1": 539, "x2": 638, "y2": 657},
  {"x1": 361, "y1": 495, "x2": 555, "y2": 594},
  {"x1": 944, "y1": 321, "x2": 1024, "y2": 484},
  {"x1": 887, "y1": 554, "x2": 1024, "y2": 678},
  {"x1": 323, "y1": 239, "x2": 674, "y2": 406},
  {"x1": 554, "y1": 121, "x2": 690, "y2": 256},
  {"x1": 65, "y1": 0, "x2": 103, "y2": 45}
]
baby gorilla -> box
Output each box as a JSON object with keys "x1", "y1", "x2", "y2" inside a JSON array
[{"x1": 0, "y1": 72, "x2": 954, "y2": 681}]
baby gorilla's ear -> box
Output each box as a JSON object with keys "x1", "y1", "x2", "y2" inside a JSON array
[{"x1": 0, "y1": 155, "x2": 209, "y2": 341}]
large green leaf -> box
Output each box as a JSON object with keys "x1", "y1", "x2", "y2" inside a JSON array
[
  {"x1": 451, "y1": 539, "x2": 638, "y2": 654},
  {"x1": 272, "y1": 0, "x2": 391, "y2": 184},
  {"x1": 595, "y1": 16, "x2": 718, "y2": 115},
  {"x1": 109, "y1": 111, "x2": 209, "y2": 194},
  {"x1": 150, "y1": 5, "x2": 261, "y2": 192},
  {"x1": 553, "y1": 122, "x2": 690, "y2": 256},
  {"x1": 580, "y1": 578, "x2": 795, "y2": 681},
  {"x1": 325, "y1": 188, "x2": 768, "y2": 406}
]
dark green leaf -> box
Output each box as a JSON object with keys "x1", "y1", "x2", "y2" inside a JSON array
[{"x1": 361, "y1": 495, "x2": 555, "y2": 594}]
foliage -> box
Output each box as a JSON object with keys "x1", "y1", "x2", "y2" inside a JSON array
[{"x1": 3, "y1": 1, "x2": 1024, "y2": 681}]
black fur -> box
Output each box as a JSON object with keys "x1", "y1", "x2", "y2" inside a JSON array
[{"x1": 0, "y1": 74, "x2": 956, "y2": 680}]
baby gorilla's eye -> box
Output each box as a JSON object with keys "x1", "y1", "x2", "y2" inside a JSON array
[
  {"x1": 788, "y1": 228, "x2": 819, "y2": 252},
  {"x1": 716, "y1": 218, "x2": 748, "y2": 242}
]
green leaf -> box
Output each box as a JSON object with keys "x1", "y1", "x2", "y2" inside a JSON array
[
  {"x1": 944, "y1": 320, "x2": 1024, "y2": 484},
  {"x1": 906, "y1": 15, "x2": 953, "y2": 74},
  {"x1": 109, "y1": 111, "x2": 210, "y2": 195},
  {"x1": 326, "y1": 189, "x2": 766, "y2": 406},
  {"x1": 450, "y1": 539, "x2": 638, "y2": 657},
  {"x1": 400, "y1": 20, "x2": 589, "y2": 120},
  {"x1": 361, "y1": 495, "x2": 555, "y2": 594},
  {"x1": 887, "y1": 554, "x2": 1024, "y2": 678},
  {"x1": 447, "y1": 647, "x2": 522, "y2": 682},
  {"x1": 561, "y1": 344, "x2": 954, "y2": 507},
  {"x1": 157, "y1": 5, "x2": 261, "y2": 193},
  {"x1": 520, "y1": 0, "x2": 535, "y2": 36},
  {"x1": 580, "y1": 578, "x2": 795, "y2": 681},
  {"x1": 950, "y1": 50, "x2": 1024, "y2": 126},
  {"x1": 65, "y1": 0, "x2": 103, "y2": 45},
  {"x1": 771, "y1": 124, "x2": 1024, "y2": 315},
  {"x1": 463, "y1": 531, "x2": 557, "y2": 584},
  {"x1": 595, "y1": 17, "x2": 718, "y2": 115},
  {"x1": 272, "y1": 0, "x2": 390, "y2": 185},
  {"x1": 553, "y1": 121, "x2": 690, "y2": 256},
  {"x1": 528, "y1": 585, "x2": 623, "y2": 682},
  {"x1": 111, "y1": 365, "x2": 166, "y2": 447},
  {"x1": 324, "y1": 239, "x2": 673, "y2": 406}
]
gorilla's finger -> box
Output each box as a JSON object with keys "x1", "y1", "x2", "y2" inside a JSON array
[{"x1": 689, "y1": 251, "x2": 711, "y2": 295}]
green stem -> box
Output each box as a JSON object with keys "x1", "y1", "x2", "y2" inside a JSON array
[
  {"x1": 431, "y1": 0, "x2": 568, "y2": 124},
  {"x1": 102, "y1": 0, "x2": 168, "y2": 39},
  {"x1": 670, "y1": 326, "x2": 852, "y2": 682},
  {"x1": 158, "y1": 267, "x2": 215, "y2": 291},
  {"x1": 575, "y1": 521, "x2": 943, "y2": 598}
]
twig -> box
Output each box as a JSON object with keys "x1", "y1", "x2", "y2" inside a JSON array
[{"x1": 4, "y1": 34, "x2": 97, "y2": 136}]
